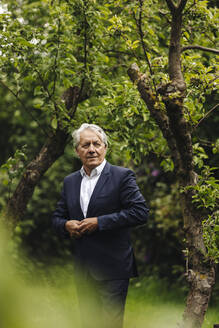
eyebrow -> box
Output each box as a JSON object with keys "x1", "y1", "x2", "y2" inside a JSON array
[
  {"x1": 82, "y1": 138, "x2": 101, "y2": 143},
  {"x1": 81, "y1": 140, "x2": 102, "y2": 145}
]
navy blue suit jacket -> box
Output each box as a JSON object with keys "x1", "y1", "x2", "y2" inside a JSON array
[{"x1": 52, "y1": 162, "x2": 149, "y2": 280}]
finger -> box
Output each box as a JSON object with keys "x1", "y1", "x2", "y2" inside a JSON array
[
  {"x1": 79, "y1": 227, "x2": 86, "y2": 234},
  {"x1": 78, "y1": 221, "x2": 86, "y2": 227},
  {"x1": 78, "y1": 223, "x2": 86, "y2": 232},
  {"x1": 80, "y1": 225, "x2": 90, "y2": 234}
]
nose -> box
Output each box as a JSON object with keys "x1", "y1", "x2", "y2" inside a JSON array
[{"x1": 88, "y1": 143, "x2": 95, "y2": 153}]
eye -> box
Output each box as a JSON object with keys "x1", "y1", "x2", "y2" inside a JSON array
[
  {"x1": 82, "y1": 143, "x2": 90, "y2": 149},
  {"x1": 94, "y1": 142, "x2": 101, "y2": 147}
]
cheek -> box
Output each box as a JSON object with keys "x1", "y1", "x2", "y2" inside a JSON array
[
  {"x1": 77, "y1": 150, "x2": 86, "y2": 159},
  {"x1": 101, "y1": 149, "x2": 106, "y2": 158}
]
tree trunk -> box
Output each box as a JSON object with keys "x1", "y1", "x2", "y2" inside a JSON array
[
  {"x1": 128, "y1": 62, "x2": 216, "y2": 327},
  {"x1": 3, "y1": 129, "x2": 69, "y2": 225},
  {"x1": 180, "y1": 190, "x2": 216, "y2": 328},
  {"x1": 127, "y1": 0, "x2": 217, "y2": 325},
  {"x1": 3, "y1": 85, "x2": 86, "y2": 226}
]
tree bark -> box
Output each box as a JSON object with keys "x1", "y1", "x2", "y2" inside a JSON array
[
  {"x1": 163, "y1": 2, "x2": 216, "y2": 324},
  {"x1": 181, "y1": 191, "x2": 215, "y2": 328},
  {"x1": 2, "y1": 0, "x2": 91, "y2": 226},
  {"x1": 4, "y1": 129, "x2": 69, "y2": 225},
  {"x1": 3, "y1": 85, "x2": 87, "y2": 226},
  {"x1": 128, "y1": 60, "x2": 216, "y2": 327}
]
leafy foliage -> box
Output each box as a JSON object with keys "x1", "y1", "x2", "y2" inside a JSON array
[
  {"x1": 181, "y1": 165, "x2": 219, "y2": 262},
  {"x1": 0, "y1": 145, "x2": 28, "y2": 200},
  {"x1": 0, "y1": 0, "x2": 218, "y2": 289}
]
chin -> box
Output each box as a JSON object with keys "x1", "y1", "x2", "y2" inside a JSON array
[{"x1": 87, "y1": 160, "x2": 99, "y2": 166}]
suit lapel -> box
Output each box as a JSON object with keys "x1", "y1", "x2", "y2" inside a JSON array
[
  {"x1": 87, "y1": 162, "x2": 110, "y2": 217},
  {"x1": 72, "y1": 171, "x2": 84, "y2": 218}
]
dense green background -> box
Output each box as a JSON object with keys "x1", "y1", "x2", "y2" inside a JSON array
[{"x1": 0, "y1": 0, "x2": 218, "y2": 325}]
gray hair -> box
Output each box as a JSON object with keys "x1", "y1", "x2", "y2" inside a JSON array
[{"x1": 72, "y1": 123, "x2": 108, "y2": 148}]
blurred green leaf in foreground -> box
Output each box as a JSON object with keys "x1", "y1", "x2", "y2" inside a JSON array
[{"x1": 0, "y1": 219, "x2": 219, "y2": 328}]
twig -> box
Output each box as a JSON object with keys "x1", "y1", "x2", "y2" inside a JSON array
[
  {"x1": 52, "y1": 17, "x2": 61, "y2": 96},
  {"x1": 135, "y1": 0, "x2": 154, "y2": 77},
  {"x1": 197, "y1": 138, "x2": 214, "y2": 147},
  {"x1": 158, "y1": 9, "x2": 171, "y2": 24},
  {"x1": 193, "y1": 104, "x2": 219, "y2": 130},
  {"x1": 83, "y1": 1, "x2": 88, "y2": 72},
  {"x1": 103, "y1": 49, "x2": 144, "y2": 60},
  {"x1": 0, "y1": 79, "x2": 49, "y2": 137},
  {"x1": 181, "y1": 45, "x2": 219, "y2": 54},
  {"x1": 133, "y1": 0, "x2": 157, "y2": 94},
  {"x1": 119, "y1": 32, "x2": 142, "y2": 62},
  {"x1": 71, "y1": 0, "x2": 89, "y2": 118},
  {"x1": 10, "y1": 44, "x2": 53, "y2": 101},
  {"x1": 34, "y1": 67, "x2": 52, "y2": 100}
]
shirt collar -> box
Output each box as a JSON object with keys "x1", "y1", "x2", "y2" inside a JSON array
[{"x1": 80, "y1": 159, "x2": 106, "y2": 178}]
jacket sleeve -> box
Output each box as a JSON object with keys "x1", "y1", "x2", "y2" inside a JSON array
[
  {"x1": 52, "y1": 182, "x2": 70, "y2": 238},
  {"x1": 97, "y1": 169, "x2": 149, "y2": 231}
]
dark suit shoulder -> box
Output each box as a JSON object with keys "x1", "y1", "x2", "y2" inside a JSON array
[
  {"x1": 108, "y1": 163, "x2": 134, "y2": 176},
  {"x1": 63, "y1": 170, "x2": 81, "y2": 183}
]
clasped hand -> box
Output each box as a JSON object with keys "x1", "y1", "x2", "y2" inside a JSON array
[{"x1": 65, "y1": 217, "x2": 98, "y2": 238}]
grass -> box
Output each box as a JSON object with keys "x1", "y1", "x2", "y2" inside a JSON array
[
  {"x1": 0, "y1": 226, "x2": 219, "y2": 328},
  {"x1": 125, "y1": 277, "x2": 184, "y2": 328},
  {"x1": 125, "y1": 277, "x2": 219, "y2": 328}
]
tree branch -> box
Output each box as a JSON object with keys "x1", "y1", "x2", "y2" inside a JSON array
[
  {"x1": 165, "y1": 0, "x2": 176, "y2": 13},
  {"x1": 103, "y1": 49, "x2": 144, "y2": 60},
  {"x1": 177, "y1": 0, "x2": 188, "y2": 13},
  {"x1": 168, "y1": 0, "x2": 186, "y2": 91},
  {"x1": 133, "y1": 0, "x2": 157, "y2": 94},
  {"x1": 193, "y1": 104, "x2": 219, "y2": 130},
  {"x1": 181, "y1": 45, "x2": 219, "y2": 54},
  {"x1": 5, "y1": 129, "x2": 69, "y2": 223},
  {"x1": 52, "y1": 17, "x2": 61, "y2": 96},
  {"x1": 158, "y1": 9, "x2": 171, "y2": 24},
  {"x1": 71, "y1": 0, "x2": 89, "y2": 118},
  {"x1": 127, "y1": 63, "x2": 181, "y2": 172},
  {"x1": 34, "y1": 67, "x2": 52, "y2": 101},
  {"x1": 11, "y1": 44, "x2": 57, "y2": 108},
  {"x1": 10, "y1": 45, "x2": 54, "y2": 104},
  {"x1": 135, "y1": 0, "x2": 154, "y2": 77},
  {"x1": 83, "y1": 1, "x2": 88, "y2": 72},
  {"x1": 0, "y1": 79, "x2": 49, "y2": 137}
]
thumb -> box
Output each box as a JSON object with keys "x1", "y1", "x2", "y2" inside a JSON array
[{"x1": 78, "y1": 220, "x2": 84, "y2": 225}]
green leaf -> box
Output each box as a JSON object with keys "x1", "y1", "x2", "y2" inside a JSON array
[
  {"x1": 51, "y1": 117, "x2": 58, "y2": 130},
  {"x1": 17, "y1": 37, "x2": 35, "y2": 48}
]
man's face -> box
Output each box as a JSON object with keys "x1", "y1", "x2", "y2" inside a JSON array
[{"x1": 76, "y1": 129, "x2": 107, "y2": 175}]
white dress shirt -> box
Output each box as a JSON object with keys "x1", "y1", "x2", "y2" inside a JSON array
[{"x1": 80, "y1": 159, "x2": 106, "y2": 218}]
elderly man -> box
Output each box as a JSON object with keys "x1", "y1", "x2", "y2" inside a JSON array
[{"x1": 52, "y1": 123, "x2": 149, "y2": 328}]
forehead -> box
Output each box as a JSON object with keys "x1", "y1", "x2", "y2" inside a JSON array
[{"x1": 79, "y1": 129, "x2": 102, "y2": 143}]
